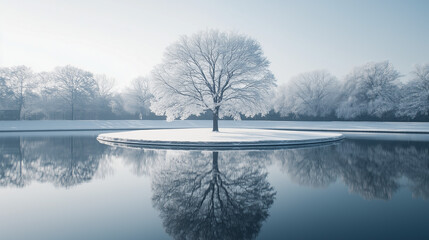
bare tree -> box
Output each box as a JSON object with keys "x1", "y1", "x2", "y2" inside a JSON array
[
  {"x1": 151, "y1": 30, "x2": 276, "y2": 131},
  {"x1": 0, "y1": 66, "x2": 35, "y2": 119},
  {"x1": 274, "y1": 70, "x2": 339, "y2": 118},
  {"x1": 51, "y1": 65, "x2": 98, "y2": 120},
  {"x1": 92, "y1": 74, "x2": 117, "y2": 118},
  {"x1": 122, "y1": 76, "x2": 153, "y2": 118},
  {"x1": 0, "y1": 76, "x2": 12, "y2": 109},
  {"x1": 336, "y1": 61, "x2": 401, "y2": 119},
  {"x1": 272, "y1": 83, "x2": 294, "y2": 118},
  {"x1": 95, "y1": 74, "x2": 116, "y2": 99},
  {"x1": 397, "y1": 64, "x2": 429, "y2": 118},
  {"x1": 32, "y1": 71, "x2": 63, "y2": 119}
]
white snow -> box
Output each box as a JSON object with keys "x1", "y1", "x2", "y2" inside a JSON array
[
  {"x1": 0, "y1": 120, "x2": 428, "y2": 134},
  {"x1": 99, "y1": 128, "x2": 341, "y2": 142},
  {"x1": 97, "y1": 128, "x2": 343, "y2": 147}
]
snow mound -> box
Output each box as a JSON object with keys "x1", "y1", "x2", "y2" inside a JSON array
[{"x1": 97, "y1": 128, "x2": 343, "y2": 149}]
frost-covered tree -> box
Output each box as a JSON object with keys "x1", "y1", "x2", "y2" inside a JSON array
[
  {"x1": 151, "y1": 30, "x2": 276, "y2": 131},
  {"x1": 274, "y1": 70, "x2": 339, "y2": 117},
  {"x1": 0, "y1": 66, "x2": 35, "y2": 119},
  {"x1": 397, "y1": 64, "x2": 429, "y2": 118},
  {"x1": 122, "y1": 76, "x2": 153, "y2": 118},
  {"x1": 336, "y1": 61, "x2": 401, "y2": 119},
  {"x1": 51, "y1": 65, "x2": 98, "y2": 120}
]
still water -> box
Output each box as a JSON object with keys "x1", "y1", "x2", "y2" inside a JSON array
[{"x1": 0, "y1": 132, "x2": 428, "y2": 240}]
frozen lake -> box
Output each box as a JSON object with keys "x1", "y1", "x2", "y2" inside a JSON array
[{"x1": 0, "y1": 131, "x2": 428, "y2": 240}]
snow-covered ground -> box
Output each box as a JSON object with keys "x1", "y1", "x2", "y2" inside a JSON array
[
  {"x1": 0, "y1": 120, "x2": 428, "y2": 133},
  {"x1": 97, "y1": 128, "x2": 343, "y2": 148}
]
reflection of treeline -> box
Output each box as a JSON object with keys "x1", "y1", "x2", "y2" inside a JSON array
[
  {"x1": 0, "y1": 135, "x2": 105, "y2": 188},
  {"x1": 276, "y1": 140, "x2": 429, "y2": 200},
  {"x1": 118, "y1": 141, "x2": 429, "y2": 200},
  {"x1": 1, "y1": 136, "x2": 426, "y2": 240},
  {"x1": 1, "y1": 136, "x2": 428, "y2": 201}
]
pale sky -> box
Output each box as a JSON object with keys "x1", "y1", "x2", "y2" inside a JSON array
[{"x1": 1, "y1": 0, "x2": 428, "y2": 90}]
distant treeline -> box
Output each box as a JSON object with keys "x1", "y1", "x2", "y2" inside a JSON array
[
  {"x1": 0, "y1": 61, "x2": 428, "y2": 121},
  {"x1": 0, "y1": 65, "x2": 163, "y2": 120},
  {"x1": 274, "y1": 61, "x2": 429, "y2": 122}
]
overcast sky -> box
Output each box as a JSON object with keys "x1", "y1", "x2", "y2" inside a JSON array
[{"x1": 1, "y1": 0, "x2": 428, "y2": 90}]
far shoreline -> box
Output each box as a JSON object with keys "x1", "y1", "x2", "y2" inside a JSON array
[{"x1": 1, "y1": 120, "x2": 428, "y2": 134}]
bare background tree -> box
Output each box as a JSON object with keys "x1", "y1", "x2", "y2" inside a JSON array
[
  {"x1": 93, "y1": 74, "x2": 116, "y2": 118},
  {"x1": 95, "y1": 74, "x2": 116, "y2": 100},
  {"x1": 151, "y1": 30, "x2": 276, "y2": 131},
  {"x1": 274, "y1": 70, "x2": 339, "y2": 118},
  {"x1": 51, "y1": 65, "x2": 98, "y2": 120},
  {"x1": 0, "y1": 66, "x2": 36, "y2": 119},
  {"x1": 122, "y1": 76, "x2": 153, "y2": 119},
  {"x1": 0, "y1": 76, "x2": 12, "y2": 109}
]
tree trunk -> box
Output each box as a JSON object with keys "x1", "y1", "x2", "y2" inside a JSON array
[
  {"x1": 212, "y1": 151, "x2": 219, "y2": 180},
  {"x1": 212, "y1": 152, "x2": 219, "y2": 171},
  {"x1": 212, "y1": 107, "x2": 219, "y2": 132},
  {"x1": 19, "y1": 84, "x2": 23, "y2": 120},
  {"x1": 17, "y1": 106, "x2": 22, "y2": 120}
]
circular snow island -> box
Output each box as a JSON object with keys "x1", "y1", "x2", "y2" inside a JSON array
[{"x1": 97, "y1": 128, "x2": 343, "y2": 150}]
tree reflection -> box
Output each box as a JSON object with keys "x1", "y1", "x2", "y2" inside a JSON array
[
  {"x1": 396, "y1": 144, "x2": 429, "y2": 199},
  {"x1": 151, "y1": 150, "x2": 276, "y2": 240},
  {"x1": 275, "y1": 144, "x2": 339, "y2": 188},
  {"x1": 0, "y1": 135, "x2": 105, "y2": 188},
  {"x1": 276, "y1": 140, "x2": 429, "y2": 200},
  {"x1": 48, "y1": 136, "x2": 101, "y2": 187},
  {"x1": 0, "y1": 137, "x2": 29, "y2": 187},
  {"x1": 335, "y1": 142, "x2": 401, "y2": 200},
  {"x1": 116, "y1": 147, "x2": 165, "y2": 176}
]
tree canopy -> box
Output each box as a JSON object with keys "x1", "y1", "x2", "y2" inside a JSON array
[
  {"x1": 150, "y1": 30, "x2": 276, "y2": 131},
  {"x1": 336, "y1": 61, "x2": 400, "y2": 119},
  {"x1": 397, "y1": 64, "x2": 429, "y2": 118}
]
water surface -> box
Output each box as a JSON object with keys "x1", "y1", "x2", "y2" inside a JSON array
[{"x1": 0, "y1": 132, "x2": 428, "y2": 239}]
